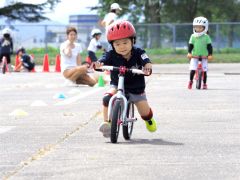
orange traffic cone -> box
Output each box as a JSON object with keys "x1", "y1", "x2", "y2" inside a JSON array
[
  {"x1": 30, "y1": 54, "x2": 36, "y2": 72},
  {"x1": 54, "y1": 54, "x2": 61, "y2": 72},
  {"x1": 42, "y1": 54, "x2": 49, "y2": 72},
  {"x1": 14, "y1": 55, "x2": 20, "y2": 69}
]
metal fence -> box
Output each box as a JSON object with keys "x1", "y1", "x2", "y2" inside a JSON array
[
  {"x1": 1, "y1": 22, "x2": 240, "y2": 53},
  {"x1": 135, "y1": 22, "x2": 240, "y2": 52}
]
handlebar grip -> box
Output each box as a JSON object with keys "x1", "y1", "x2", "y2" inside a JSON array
[
  {"x1": 131, "y1": 69, "x2": 145, "y2": 74},
  {"x1": 95, "y1": 66, "x2": 146, "y2": 75},
  {"x1": 101, "y1": 66, "x2": 114, "y2": 71},
  {"x1": 95, "y1": 66, "x2": 114, "y2": 71}
]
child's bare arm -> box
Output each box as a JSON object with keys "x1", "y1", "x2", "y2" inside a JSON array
[{"x1": 94, "y1": 61, "x2": 104, "y2": 69}]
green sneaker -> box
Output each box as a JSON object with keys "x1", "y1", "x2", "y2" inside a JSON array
[{"x1": 145, "y1": 118, "x2": 157, "y2": 132}]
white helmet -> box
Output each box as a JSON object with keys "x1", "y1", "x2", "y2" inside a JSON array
[
  {"x1": 110, "y1": 3, "x2": 122, "y2": 10},
  {"x1": 91, "y1": 28, "x2": 102, "y2": 37},
  {"x1": 2, "y1": 27, "x2": 12, "y2": 35},
  {"x1": 193, "y1": 16, "x2": 208, "y2": 37}
]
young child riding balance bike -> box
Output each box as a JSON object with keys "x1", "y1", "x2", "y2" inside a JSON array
[
  {"x1": 94, "y1": 20, "x2": 157, "y2": 138},
  {"x1": 187, "y1": 16, "x2": 213, "y2": 90}
]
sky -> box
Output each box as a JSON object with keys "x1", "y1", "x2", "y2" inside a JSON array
[
  {"x1": 45, "y1": 0, "x2": 99, "y2": 24},
  {"x1": 0, "y1": 0, "x2": 99, "y2": 24}
]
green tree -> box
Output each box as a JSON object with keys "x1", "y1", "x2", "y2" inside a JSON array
[
  {"x1": 162, "y1": 0, "x2": 199, "y2": 23},
  {"x1": 159, "y1": 0, "x2": 240, "y2": 23},
  {"x1": 0, "y1": 0, "x2": 60, "y2": 22},
  {"x1": 95, "y1": 0, "x2": 240, "y2": 23},
  {"x1": 161, "y1": 0, "x2": 240, "y2": 47},
  {"x1": 205, "y1": 0, "x2": 240, "y2": 47},
  {"x1": 94, "y1": 0, "x2": 240, "y2": 48}
]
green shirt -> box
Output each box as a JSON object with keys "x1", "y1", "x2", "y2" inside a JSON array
[{"x1": 189, "y1": 34, "x2": 212, "y2": 56}]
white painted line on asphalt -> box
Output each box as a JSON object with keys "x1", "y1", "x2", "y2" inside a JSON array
[
  {"x1": 0, "y1": 126, "x2": 15, "y2": 134},
  {"x1": 55, "y1": 87, "x2": 105, "y2": 106}
]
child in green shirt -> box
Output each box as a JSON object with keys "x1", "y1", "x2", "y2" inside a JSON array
[{"x1": 187, "y1": 16, "x2": 213, "y2": 89}]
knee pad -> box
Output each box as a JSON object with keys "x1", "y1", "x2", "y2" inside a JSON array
[
  {"x1": 103, "y1": 93, "x2": 113, "y2": 107},
  {"x1": 141, "y1": 108, "x2": 153, "y2": 120}
]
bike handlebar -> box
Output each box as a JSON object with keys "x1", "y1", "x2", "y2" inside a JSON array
[
  {"x1": 191, "y1": 56, "x2": 208, "y2": 59},
  {"x1": 97, "y1": 66, "x2": 145, "y2": 75}
]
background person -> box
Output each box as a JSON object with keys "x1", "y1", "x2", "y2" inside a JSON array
[
  {"x1": 60, "y1": 26, "x2": 97, "y2": 86},
  {"x1": 101, "y1": 3, "x2": 123, "y2": 51},
  {"x1": 87, "y1": 28, "x2": 105, "y2": 64},
  {"x1": 187, "y1": 16, "x2": 213, "y2": 90},
  {"x1": 101, "y1": 3, "x2": 122, "y2": 29},
  {"x1": 14, "y1": 47, "x2": 35, "y2": 72},
  {"x1": 0, "y1": 27, "x2": 14, "y2": 71}
]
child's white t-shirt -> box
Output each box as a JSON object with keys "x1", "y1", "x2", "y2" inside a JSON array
[
  {"x1": 60, "y1": 40, "x2": 82, "y2": 72},
  {"x1": 87, "y1": 38, "x2": 101, "y2": 53}
]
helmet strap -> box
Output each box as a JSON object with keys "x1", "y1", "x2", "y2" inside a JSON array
[{"x1": 132, "y1": 37, "x2": 136, "y2": 44}]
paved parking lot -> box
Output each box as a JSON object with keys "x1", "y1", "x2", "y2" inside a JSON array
[{"x1": 0, "y1": 64, "x2": 240, "y2": 180}]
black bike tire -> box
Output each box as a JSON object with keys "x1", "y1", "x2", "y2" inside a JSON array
[
  {"x1": 110, "y1": 100, "x2": 121, "y2": 143},
  {"x1": 2, "y1": 63, "x2": 6, "y2": 74},
  {"x1": 196, "y1": 70, "x2": 202, "y2": 89},
  {"x1": 123, "y1": 102, "x2": 134, "y2": 140}
]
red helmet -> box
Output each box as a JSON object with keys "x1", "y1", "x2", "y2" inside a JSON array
[{"x1": 107, "y1": 20, "x2": 136, "y2": 42}]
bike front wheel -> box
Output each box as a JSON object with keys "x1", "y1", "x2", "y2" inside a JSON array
[
  {"x1": 196, "y1": 69, "x2": 202, "y2": 89},
  {"x1": 2, "y1": 63, "x2": 6, "y2": 74},
  {"x1": 110, "y1": 99, "x2": 122, "y2": 143},
  {"x1": 123, "y1": 102, "x2": 134, "y2": 140}
]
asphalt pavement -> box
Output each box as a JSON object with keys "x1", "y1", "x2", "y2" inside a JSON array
[{"x1": 0, "y1": 64, "x2": 240, "y2": 180}]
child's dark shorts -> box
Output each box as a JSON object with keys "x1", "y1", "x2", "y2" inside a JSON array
[
  {"x1": 111, "y1": 85, "x2": 147, "y2": 103},
  {"x1": 128, "y1": 92, "x2": 147, "y2": 103}
]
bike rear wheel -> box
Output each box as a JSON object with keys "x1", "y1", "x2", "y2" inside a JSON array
[
  {"x1": 110, "y1": 100, "x2": 121, "y2": 143},
  {"x1": 123, "y1": 102, "x2": 134, "y2": 140},
  {"x1": 196, "y1": 69, "x2": 202, "y2": 89}
]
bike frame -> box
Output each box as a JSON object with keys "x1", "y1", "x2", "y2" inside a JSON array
[
  {"x1": 96, "y1": 65, "x2": 145, "y2": 143},
  {"x1": 99, "y1": 66, "x2": 144, "y2": 126},
  {"x1": 195, "y1": 59, "x2": 203, "y2": 80},
  {"x1": 108, "y1": 75, "x2": 128, "y2": 125},
  {"x1": 192, "y1": 56, "x2": 208, "y2": 89}
]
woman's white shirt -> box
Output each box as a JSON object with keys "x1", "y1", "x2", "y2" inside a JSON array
[{"x1": 60, "y1": 40, "x2": 82, "y2": 72}]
